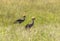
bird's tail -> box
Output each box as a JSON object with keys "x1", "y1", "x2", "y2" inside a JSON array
[{"x1": 14, "y1": 21, "x2": 17, "y2": 24}]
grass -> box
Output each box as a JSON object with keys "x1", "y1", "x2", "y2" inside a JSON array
[{"x1": 0, "y1": 0, "x2": 60, "y2": 41}]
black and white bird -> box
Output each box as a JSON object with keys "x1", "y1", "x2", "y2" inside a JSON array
[
  {"x1": 14, "y1": 15, "x2": 26, "y2": 24},
  {"x1": 25, "y1": 17, "x2": 35, "y2": 29}
]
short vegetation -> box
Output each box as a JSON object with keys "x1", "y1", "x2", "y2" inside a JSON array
[{"x1": 0, "y1": 0, "x2": 60, "y2": 41}]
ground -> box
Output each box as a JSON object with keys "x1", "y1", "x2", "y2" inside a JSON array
[{"x1": 0, "y1": 0, "x2": 60, "y2": 41}]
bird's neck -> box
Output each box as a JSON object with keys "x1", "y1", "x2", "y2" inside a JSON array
[
  {"x1": 23, "y1": 17, "x2": 25, "y2": 20},
  {"x1": 31, "y1": 20, "x2": 34, "y2": 24}
]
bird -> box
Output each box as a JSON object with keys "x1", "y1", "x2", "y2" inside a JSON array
[
  {"x1": 14, "y1": 15, "x2": 26, "y2": 24},
  {"x1": 25, "y1": 17, "x2": 35, "y2": 29}
]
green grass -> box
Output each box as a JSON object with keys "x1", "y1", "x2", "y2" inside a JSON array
[{"x1": 0, "y1": 0, "x2": 60, "y2": 41}]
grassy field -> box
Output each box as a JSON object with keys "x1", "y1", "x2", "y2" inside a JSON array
[{"x1": 0, "y1": 0, "x2": 60, "y2": 41}]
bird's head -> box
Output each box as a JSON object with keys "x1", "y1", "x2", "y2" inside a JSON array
[
  {"x1": 32, "y1": 17, "x2": 35, "y2": 20},
  {"x1": 23, "y1": 15, "x2": 26, "y2": 18}
]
